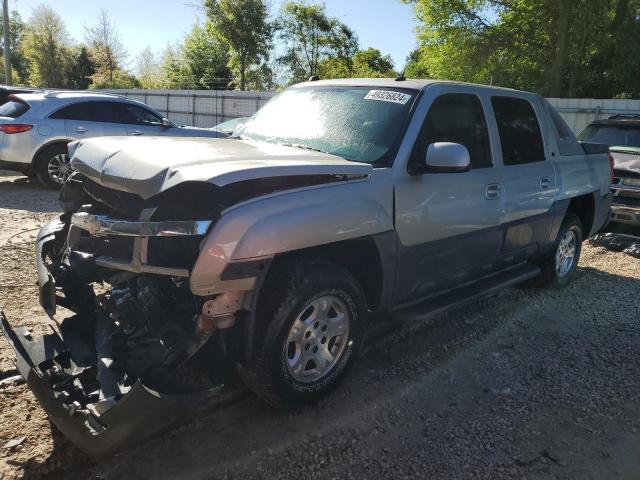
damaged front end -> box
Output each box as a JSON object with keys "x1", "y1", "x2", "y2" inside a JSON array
[{"x1": 1, "y1": 173, "x2": 247, "y2": 456}]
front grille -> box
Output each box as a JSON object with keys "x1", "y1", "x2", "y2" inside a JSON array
[{"x1": 82, "y1": 177, "x2": 145, "y2": 219}]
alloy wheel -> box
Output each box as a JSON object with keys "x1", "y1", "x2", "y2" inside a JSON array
[
  {"x1": 285, "y1": 295, "x2": 350, "y2": 383},
  {"x1": 47, "y1": 153, "x2": 72, "y2": 184},
  {"x1": 555, "y1": 229, "x2": 577, "y2": 278}
]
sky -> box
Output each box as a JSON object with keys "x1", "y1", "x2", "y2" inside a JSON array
[{"x1": 10, "y1": 0, "x2": 418, "y2": 72}]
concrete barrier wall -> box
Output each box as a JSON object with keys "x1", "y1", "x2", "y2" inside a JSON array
[{"x1": 102, "y1": 89, "x2": 276, "y2": 128}]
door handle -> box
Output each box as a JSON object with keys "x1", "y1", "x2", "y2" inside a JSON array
[
  {"x1": 485, "y1": 183, "x2": 502, "y2": 200},
  {"x1": 73, "y1": 126, "x2": 88, "y2": 133},
  {"x1": 540, "y1": 177, "x2": 552, "y2": 191},
  {"x1": 129, "y1": 130, "x2": 143, "y2": 136}
]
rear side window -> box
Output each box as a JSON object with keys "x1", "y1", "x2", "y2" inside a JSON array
[
  {"x1": 492, "y1": 96, "x2": 545, "y2": 165},
  {"x1": 50, "y1": 102, "x2": 95, "y2": 121},
  {"x1": 50, "y1": 101, "x2": 123, "y2": 123},
  {"x1": 412, "y1": 93, "x2": 492, "y2": 169},
  {"x1": 543, "y1": 100, "x2": 583, "y2": 156},
  {"x1": 0, "y1": 100, "x2": 30, "y2": 118}
]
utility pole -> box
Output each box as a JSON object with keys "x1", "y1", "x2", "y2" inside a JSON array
[{"x1": 2, "y1": 0, "x2": 10, "y2": 85}]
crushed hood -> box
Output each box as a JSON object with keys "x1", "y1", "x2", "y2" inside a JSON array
[{"x1": 69, "y1": 136, "x2": 372, "y2": 199}]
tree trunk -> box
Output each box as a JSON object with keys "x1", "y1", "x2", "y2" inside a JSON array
[
  {"x1": 550, "y1": 0, "x2": 571, "y2": 97},
  {"x1": 240, "y1": 55, "x2": 246, "y2": 91}
]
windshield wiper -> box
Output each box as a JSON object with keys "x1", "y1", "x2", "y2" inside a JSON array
[{"x1": 279, "y1": 142, "x2": 330, "y2": 155}]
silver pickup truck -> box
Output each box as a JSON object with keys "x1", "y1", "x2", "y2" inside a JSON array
[{"x1": 1, "y1": 78, "x2": 612, "y2": 455}]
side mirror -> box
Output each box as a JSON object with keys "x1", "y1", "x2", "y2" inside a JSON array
[
  {"x1": 424, "y1": 142, "x2": 471, "y2": 173},
  {"x1": 161, "y1": 118, "x2": 173, "y2": 128}
]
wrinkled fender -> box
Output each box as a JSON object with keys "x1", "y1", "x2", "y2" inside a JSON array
[{"x1": 190, "y1": 178, "x2": 394, "y2": 296}]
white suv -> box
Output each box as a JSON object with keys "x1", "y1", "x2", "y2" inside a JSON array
[{"x1": 0, "y1": 91, "x2": 223, "y2": 187}]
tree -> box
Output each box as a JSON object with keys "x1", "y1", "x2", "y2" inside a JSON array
[
  {"x1": 0, "y1": 11, "x2": 29, "y2": 84},
  {"x1": 64, "y1": 45, "x2": 96, "y2": 89},
  {"x1": 160, "y1": 22, "x2": 231, "y2": 89},
  {"x1": 205, "y1": 0, "x2": 271, "y2": 90},
  {"x1": 403, "y1": 0, "x2": 640, "y2": 98},
  {"x1": 276, "y1": 1, "x2": 358, "y2": 84},
  {"x1": 85, "y1": 9, "x2": 128, "y2": 87},
  {"x1": 136, "y1": 46, "x2": 162, "y2": 88},
  {"x1": 319, "y1": 47, "x2": 396, "y2": 79},
  {"x1": 20, "y1": 5, "x2": 73, "y2": 87}
]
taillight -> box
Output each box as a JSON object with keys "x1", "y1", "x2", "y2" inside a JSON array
[
  {"x1": 0, "y1": 124, "x2": 33, "y2": 134},
  {"x1": 608, "y1": 153, "x2": 615, "y2": 184}
]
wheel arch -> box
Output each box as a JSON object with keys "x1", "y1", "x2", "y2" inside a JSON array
[
  {"x1": 567, "y1": 192, "x2": 595, "y2": 237},
  {"x1": 31, "y1": 138, "x2": 74, "y2": 167},
  {"x1": 266, "y1": 232, "x2": 395, "y2": 315}
]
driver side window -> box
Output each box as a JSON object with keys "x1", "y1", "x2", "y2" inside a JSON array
[
  {"x1": 411, "y1": 93, "x2": 492, "y2": 169},
  {"x1": 117, "y1": 103, "x2": 163, "y2": 126}
]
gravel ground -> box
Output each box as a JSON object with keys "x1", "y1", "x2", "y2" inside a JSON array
[{"x1": 1, "y1": 171, "x2": 639, "y2": 480}]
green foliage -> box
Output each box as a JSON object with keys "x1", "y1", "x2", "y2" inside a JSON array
[
  {"x1": 318, "y1": 47, "x2": 396, "y2": 79},
  {"x1": 0, "y1": 11, "x2": 29, "y2": 84},
  {"x1": 85, "y1": 10, "x2": 129, "y2": 88},
  {"x1": 64, "y1": 45, "x2": 96, "y2": 89},
  {"x1": 20, "y1": 5, "x2": 73, "y2": 87},
  {"x1": 136, "y1": 46, "x2": 162, "y2": 89},
  {"x1": 404, "y1": 0, "x2": 640, "y2": 98},
  {"x1": 160, "y1": 22, "x2": 231, "y2": 89},
  {"x1": 276, "y1": 1, "x2": 358, "y2": 84},
  {"x1": 205, "y1": 0, "x2": 272, "y2": 90}
]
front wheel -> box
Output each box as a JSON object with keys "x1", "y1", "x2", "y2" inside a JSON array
[
  {"x1": 240, "y1": 257, "x2": 367, "y2": 409},
  {"x1": 536, "y1": 213, "x2": 583, "y2": 288},
  {"x1": 36, "y1": 144, "x2": 72, "y2": 188}
]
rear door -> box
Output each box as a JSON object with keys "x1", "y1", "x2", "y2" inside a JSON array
[
  {"x1": 52, "y1": 101, "x2": 127, "y2": 138},
  {"x1": 393, "y1": 87, "x2": 504, "y2": 303},
  {"x1": 490, "y1": 95, "x2": 557, "y2": 262}
]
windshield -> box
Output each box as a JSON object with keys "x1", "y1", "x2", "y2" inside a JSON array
[
  {"x1": 578, "y1": 124, "x2": 640, "y2": 148},
  {"x1": 236, "y1": 86, "x2": 417, "y2": 164}
]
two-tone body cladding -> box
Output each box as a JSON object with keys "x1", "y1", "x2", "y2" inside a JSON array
[{"x1": 1, "y1": 78, "x2": 612, "y2": 455}]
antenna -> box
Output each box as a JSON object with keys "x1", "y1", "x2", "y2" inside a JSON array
[{"x1": 395, "y1": 69, "x2": 406, "y2": 81}]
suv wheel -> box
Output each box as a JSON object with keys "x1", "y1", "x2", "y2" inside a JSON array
[
  {"x1": 36, "y1": 144, "x2": 72, "y2": 188},
  {"x1": 536, "y1": 213, "x2": 583, "y2": 288},
  {"x1": 240, "y1": 257, "x2": 367, "y2": 408}
]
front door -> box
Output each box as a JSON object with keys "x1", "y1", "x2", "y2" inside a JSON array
[
  {"x1": 116, "y1": 103, "x2": 175, "y2": 137},
  {"x1": 393, "y1": 89, "x2": 504, "y2": 304}
]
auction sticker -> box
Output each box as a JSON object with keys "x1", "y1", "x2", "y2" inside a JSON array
[{"x1": 364, "y1": 90, "x2": 412, "y2": 104}]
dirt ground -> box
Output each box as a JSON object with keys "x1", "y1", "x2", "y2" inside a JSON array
[{"x1": 1, "y1": 170, "x2": 640, "y2": 480}]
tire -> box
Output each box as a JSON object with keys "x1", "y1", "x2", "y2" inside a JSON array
[
  {"x1": 36, "y1": 144, "x2": 72, "y2": 188},
  {"x1": 536, "y1": 213, "x2": 583, "y2": 288},
  {"x1": 240, "y1": 257, "x2": 367, "y2": 409}
]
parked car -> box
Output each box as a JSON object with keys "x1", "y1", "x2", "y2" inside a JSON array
[
  {"x1": 211, "y1": 116, "x2": 249, "y2": 135},
  {"x1": 0, "y1": 90, "x2": 224, "y2": 187},
  {"x1": 578, "y1": 114, "x2": 640, "y2": 227},
  {"x1": 1, "y1": 78, "x2": 612, "y2": 455}
]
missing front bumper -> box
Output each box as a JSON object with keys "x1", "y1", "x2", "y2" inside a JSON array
[{"x1": 0, "y1": 312, "x2": 224, "y2": 457}]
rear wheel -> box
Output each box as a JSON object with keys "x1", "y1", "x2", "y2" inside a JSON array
[
  {"x1": 536, "y1": 213, "x2": 583, "y2": 288},
  {"x1": 240, "y1": 257, "x2": 367, "y2": 409},
  {"x1": 36, "y1": 144, "x2": 72, "y2": 188}
]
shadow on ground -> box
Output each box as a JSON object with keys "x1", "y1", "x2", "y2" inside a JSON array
[{"x1": 0, "y1": 171, "x2": 59, "y2": 214}]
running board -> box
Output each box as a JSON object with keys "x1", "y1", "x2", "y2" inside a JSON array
[{"x1": 390, "y1": 262, "x2": 541, "y2": 323}]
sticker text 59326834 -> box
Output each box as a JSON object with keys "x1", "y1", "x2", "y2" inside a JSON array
[{"x1": 364, "y1": 90, "x2": 412, "y2": 105}]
